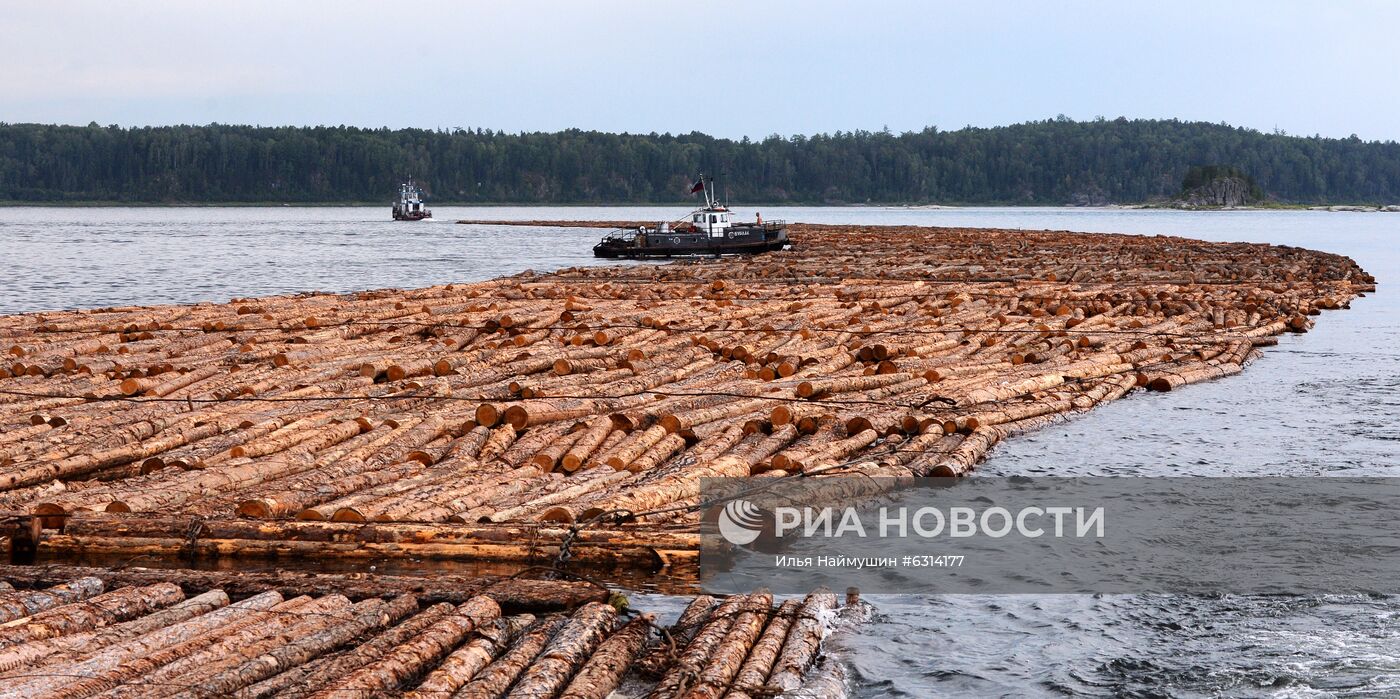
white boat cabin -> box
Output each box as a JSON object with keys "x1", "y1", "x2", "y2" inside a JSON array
[
  {"x1": 688, "y1": 175, "x2": 733, "y2": 237},
  {"x1": 399, "y1": 182, "x2": 425, "y2": 213},
  {"x1": 692, "y1": 208, "x2": 732, "y2": 237}
]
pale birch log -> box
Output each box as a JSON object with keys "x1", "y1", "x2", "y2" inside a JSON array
[{"x1": 766, "y1": 588, "x2": 838, "y2": 693}]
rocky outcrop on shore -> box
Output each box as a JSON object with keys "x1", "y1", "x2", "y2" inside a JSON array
[{"x1": 1178, "y1": 176, "x2": 1258, "y2": 207}]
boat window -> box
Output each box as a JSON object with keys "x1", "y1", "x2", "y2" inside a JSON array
[
  {"x1": 694, "y1": 214, "x2": 702, "y2": 223},
  {"x1": 709, "y1": 214, "x2": 718, "y2": 223}
]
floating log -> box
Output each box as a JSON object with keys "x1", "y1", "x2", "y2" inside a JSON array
[
  {"x1": 453, "y1": 616, "x2": 569, "y2": 699},
  {"x1": 635, "y1": 594, "x2": 715, "y2": 679},
  {"x1": 309, "y1": 595, "x2": 500, "y2": 698},
  {"x1": 0, "y1": 590, "x2": 227, "y2": 675},
  {"x1": 185, "y1": 595, "x2": 418, "y2": 699},
  {"x1": 647, "y1": 594, "x2": 751, "y2": 699},
  {"x1": 560, "y1": 416, "x2": 616, "y2": 471},
  {"x1": 107, "y1": 593, "x2": 355, "y2": 699},
  {"x1": 766, "y1": 588, "x2": 838, "y2": 693},
  {"x1": 3, "y1": 575, "x2": 862, "y2": 696},
  {"x1": 0, "y1": 576, "x2": 105, "y2": 624},
  {"x1": 260, "y1": 601, "x2": 456, "y2": 696},
  {"x1": 559, "y1": 614, "x2": 654, "y2": 699},
  {"x1": 403, "y1": 614, "x2": 535, "y2": 698},
  {"x1": 10, "y1": 589, "x2": 286, "y2": 699},
  {"x1": 0, "y1": 564, "x2": 607, "y2": 611},
  {"x1": 683, "y1": 590, "x2": 773, "y2": 699},
  {"x1": 796, "y1": 657, "x2": 850, "y2": 699},
  {"x1": 506, "y1": 600, "x2": 619, "y2": 698},
  {"x1": 0, "y1": 582, "x2": 182, "y2": 648},
  {"x1": 724, "y1": 598, "x2": 800, "y2": 699}
]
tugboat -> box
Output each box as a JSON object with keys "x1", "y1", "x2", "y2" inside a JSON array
[
  {"x1": 391, "y1": 180, "x2": 432, "y2": 221},
  {"x1": 592, "y1": 175, "x2": 788, "y2": 258}
]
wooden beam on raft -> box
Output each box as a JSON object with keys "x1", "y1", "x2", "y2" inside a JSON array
[
  {"x1": 0, "y1": 564, "x2": 607, "y2": 610},
  {"x1": 25, "y1": 513, "x2": 698, "y2": 569}
]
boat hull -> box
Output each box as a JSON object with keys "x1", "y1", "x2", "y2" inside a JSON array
[
  {"x1": 593, "y1": 225, "x2": 788, "y2": 258},
  {"x1": 392, "y1": 211, "x2": 431, "y2": 221}
]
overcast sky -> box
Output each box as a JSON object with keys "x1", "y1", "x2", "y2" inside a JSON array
[{"x1": 3, "y1": 1, "x2": 1397, "y2": 141}]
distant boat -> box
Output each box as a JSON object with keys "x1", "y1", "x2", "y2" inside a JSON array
[
  {"x1": 392, "y1": 180, "x2": 432, "y2": 221},
  {"x1": 592, "y1": 175, "x2": 788, "y2": 258}
]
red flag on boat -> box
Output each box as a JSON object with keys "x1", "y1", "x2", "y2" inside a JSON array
[{"x1": 689, "y1": 178, "x2": 705, "y2": 194}]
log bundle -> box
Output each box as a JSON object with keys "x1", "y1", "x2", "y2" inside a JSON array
[
  {"x1": 0, "y1": 222, "x2": 1372, "y2": 565},
  {"x1": 0, "y1": 571, "x2": 852, "y2": 699}
]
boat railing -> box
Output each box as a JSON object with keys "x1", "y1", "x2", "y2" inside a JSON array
[{"x1": 600, "y1": 229, "x2": 638, "y2": 243}]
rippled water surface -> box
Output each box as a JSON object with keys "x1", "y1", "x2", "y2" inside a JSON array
[{"x1": 2, "y1": 205, "x2": 1397, "y2": 697}]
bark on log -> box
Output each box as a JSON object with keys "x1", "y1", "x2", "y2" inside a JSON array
[
  {"x1": 14, "y1": 590, "x2": 285, "y2": 699},
  {"x1": 504, "y1": 600, "x2": 619, "y2": 698},
  {"x1": 723, "y1": 599, "x2": 799, "y2": 699},
  {"x1": 795, "y1": 657, "x2": 849, "y2": 699},
  {"x1": 255, "y1": 601, "x2": 454, "y2": 697},
  {"x1": 766, "y1": 588, "x2": 837, "y2": 693},
  {"x1": 180, "y1": 595, "x2": 418, "y2": 699},
  {"x1": 602, "y1": 425, "x2": 668, "y2": 470},
  {"x1": 107, "y1": 593, "x2": 352, "y2": 699},
  {"x1": 558, "y1": 614, "x2": 654, "y2": 699},
  {"x1": 0, "y1": 564, "x2": 606, "y2": 611},
  {"x1": 0, "y1": 576, "x2": 105, "y2": 624},
  {"x1": 0, "y1": 582, "x2": 183, "y2": 648},
  {"x1": 451, "y1": 616, "x2": 569, "y2": 699},
  {"x1": 560, "y1": 416, "x2": 615, "y2": 472},
  {"x1": 682, "y1": 590, "x2": 773, "y2": 699},
  {"x1": 0, "y1": 590, "x2": 227, "y2": 675},
  {"x1": 308, "y1": 595, "x2": 500, "y2": 698},
  {"x1": 403, "y1": 614, "x2": 535, "y2": 699},
  {"x1": 647, "y1": 594, "x2": 751, "y2": 699},
  {"x1": 635, "y1": 594, "x2": 715, "y2": 679}
]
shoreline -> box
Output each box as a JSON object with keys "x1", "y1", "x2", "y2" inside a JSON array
[{"x1": 3, "y1": 201, "x2": 1396, "y2": 211}]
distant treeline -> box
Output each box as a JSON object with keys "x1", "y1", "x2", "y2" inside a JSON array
[{"x1": 2, "y1": 118, "x2": 1398, "y2": 204}]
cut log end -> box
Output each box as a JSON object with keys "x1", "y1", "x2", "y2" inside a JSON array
[
  {"x1": 476, "y1": 403, "x2": 501, "y2": 427},
  {"x1": 504, "y1": 406, "x2": 530, "y2": 430},
  {"x1": 331, "y1": 508, "x2": 367, "y2": 522},
  {"x1": 539, "y1": 507, "x2": 574, "y2": 523},
  {"x1": 236, "y1": 499, "x2": 274, "y2": 519}
]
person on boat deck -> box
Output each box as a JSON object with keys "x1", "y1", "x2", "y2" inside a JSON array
[{"x1": 756, "y1": 212, "x2": 763, "y2": 225}]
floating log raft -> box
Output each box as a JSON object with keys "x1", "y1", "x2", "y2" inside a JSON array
[
  {"x1": 0, "y1": 571, "x2": 855, "y2": 699},
  {"x1": 0, "y1": 222, "x2": 1371, "y2": 567}
]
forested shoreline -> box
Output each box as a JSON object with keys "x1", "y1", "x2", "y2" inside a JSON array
[{"x1": 2, "y1": 118, "x2": 1398, "y2": 205}]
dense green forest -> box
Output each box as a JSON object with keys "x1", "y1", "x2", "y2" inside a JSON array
[{"x1": 2, "y1": 118, "x2": 1398, "y2": 204}]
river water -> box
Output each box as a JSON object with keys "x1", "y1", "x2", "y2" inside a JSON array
[{"x1": 2, "y1": 206, "x2": 1397, "y2": 697}]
